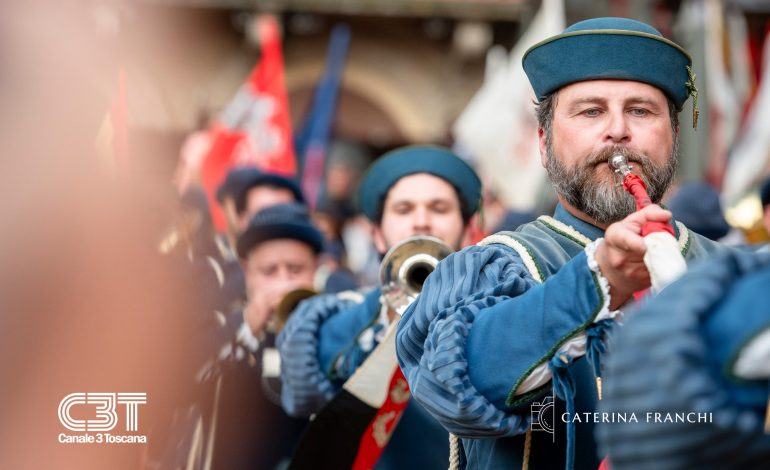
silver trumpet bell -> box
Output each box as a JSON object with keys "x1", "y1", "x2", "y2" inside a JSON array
[{"x1": 379, "y1": 235, "x2": 453, "y2": 316}]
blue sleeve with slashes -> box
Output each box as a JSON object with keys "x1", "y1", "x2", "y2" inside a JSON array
[
  {"x1": 395, "y1": 243, "x2": 606, "y2": 438},
  {"x1": 278, "y1": 289, "x2": 380, "y2": 418}
]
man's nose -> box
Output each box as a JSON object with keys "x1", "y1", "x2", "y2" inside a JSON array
[
  {"x1": 275, "y1": 266, "x2": 294, "y2": 283},
  {"x1": 604, "y1": 110, "x2": 631, "y2": 144},
  {"x1": 412, "y1": 207, "x2": 431, "y2": 232}
]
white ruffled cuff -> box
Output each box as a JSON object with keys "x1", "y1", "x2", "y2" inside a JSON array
[{"x1": 585, "y1": 238, "x2": 621, "y2": 322}]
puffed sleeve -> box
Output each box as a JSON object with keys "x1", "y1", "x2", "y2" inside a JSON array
[
  {"x1": 396, "y1": 241, "x2": 610, "y2": 438},
  {"x1": 598, "y1": 250, "x2": 770, "y2": 469},
  {"x1": 277, "y1": 291, "x2": 365, "y2": 417}
]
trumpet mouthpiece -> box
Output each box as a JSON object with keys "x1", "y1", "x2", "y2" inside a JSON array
[
  {"x1": 608, "y1": 154, "x2": 632, "y2": 176},
  {"x1": 608, "y1": 154, "x2": 628, "y2": 170}
]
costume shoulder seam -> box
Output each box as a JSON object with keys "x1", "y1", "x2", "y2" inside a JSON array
[
  {"x1": 478, "y1": 232, "x2": 544, "y2": 283},
  {"x1": 537, "y1": 215, "x2": 592, "y2": 247}
]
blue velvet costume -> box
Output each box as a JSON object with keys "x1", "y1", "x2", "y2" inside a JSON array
[
  {"x1": 598, "y1": 249, "x2": 770, "y2": 469},
  {"x1": 278, "y1": 144, "x2": 483, "y2": 469},
  {"x1": 278, "y1": 288, "x2": 450, "y2": 468},
  {"x1": 395, "y1": 204, "x2": 727, "y2": 469}
]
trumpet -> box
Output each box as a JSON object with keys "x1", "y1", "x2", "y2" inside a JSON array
[
  {"x1": 270, "y1": 288, "x2": 319, "y2": 333},
  {"x1": 379, "y1": 235, "x2": 453, "y2": 315}
]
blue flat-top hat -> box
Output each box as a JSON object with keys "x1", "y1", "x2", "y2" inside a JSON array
[
  {"x1": 236, "y1": 203, "x2": 324, "y2": 258},
  {"x1": 523, "y1": 17, "x2": 694, "y2": 110},
  {"x1": 358, "y1": 145, "x2": 482, "y2": 222},
  {"x1": 217, "y1": 167, "x2": 304, "y2": 215}
]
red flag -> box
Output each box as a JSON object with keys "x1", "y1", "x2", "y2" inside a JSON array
[{"x1": 201, "y1": 15, "x2": 296, "y2": 231}]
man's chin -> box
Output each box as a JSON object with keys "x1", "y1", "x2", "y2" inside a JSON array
[{"x1": 588, "y1": 170, "x2": 620, "y2": 190}]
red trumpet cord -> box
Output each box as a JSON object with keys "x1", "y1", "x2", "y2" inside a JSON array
[
  {"x1": 621, "y1": 172, "x2": 675, "y2": 302},
  {"x1": 621, "y1": 173, "x2": 674, "y2": 237}
]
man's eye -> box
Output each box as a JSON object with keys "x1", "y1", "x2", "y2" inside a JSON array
[
  {"x1": 288, "y1": 264, "x2": 304, "y2": 274},
  {"x1": 430, "y1": 203, "x2": 450, "y2": 214},
  {"x1": 629, "y1": 108, "x2": 648, "y2": 117},
  {"x1": 259, "y1": 266, "x2": 276, "y2": 276},
  {"x1": 393, "y1": 205, "x2": 412, "y2": 215},
  {"x1": 583, "y1": 108, "x2": 601, "y2": 117}
]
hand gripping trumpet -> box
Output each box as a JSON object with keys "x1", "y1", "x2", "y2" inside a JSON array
[{"x1": 609, "y1": 154, "x2": 687, "y2": 292}]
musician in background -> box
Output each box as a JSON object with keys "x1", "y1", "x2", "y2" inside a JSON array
[
  {"x1": 278, "y1": 145, "x2": 482, "y2": 468},
  {"x1": 396, "y1": 18, "x2": 733, "y2": 469},
  {"x1": 209, "y1": 202, "x2": 325, "y2": 470},
  {"x1": 204, "y1": 168, "x2": 308, "y2": 342},
  {"x1": 156, "y1": 178, "x2": 307, "y2": 470},
  {"x1": 216, "y1": 166, "x2": 305, "y2": 234}
]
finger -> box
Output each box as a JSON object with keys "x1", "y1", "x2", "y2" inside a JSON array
[
  {"x1": 620, "y1": 205, "x2": 671, "y2": 228},
  {"x1": 606, "y1": 225, "x2": 647, "y2": 253},
  {"x1": 638, "y1": 204, "x2": 672, "y2": 222}
]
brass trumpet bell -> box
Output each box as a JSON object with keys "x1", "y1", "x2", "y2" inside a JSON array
[
  {"x1": 379, "y1": 235, "x2": 453, "y2": 315},
  {"x1": 271, "y1": 288, "x2": 319, "y2": 333}
]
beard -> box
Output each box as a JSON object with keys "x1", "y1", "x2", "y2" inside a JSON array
[{"x1": 545, "y1": 143, "x2": 678, "y2": 225}]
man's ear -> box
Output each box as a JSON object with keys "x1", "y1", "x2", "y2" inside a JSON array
[
  {"x1": 460, "y1": 219, "x2": 476, "y2": 248},
  {"x1": 372, "y1": 223, "x2": 388, "y2": 254},
  {"x1": 538, "y1": 127, "x2": 548, "y2": 168}
]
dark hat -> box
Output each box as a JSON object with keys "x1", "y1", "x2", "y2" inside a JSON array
[
  {"x1": 236, "y1": 203, "x2": 324, "y2": 259},
  {"x1": 357, "y1": 145, "x2": 482, "y2": 222},
  {"x1": 216, "y1": 167, "x2": 260, "y2": 204},
  {"x1": 216, "y1": 167, "x2": 304, "y2": 215},
  {"x1": 667, "y1": 182, "x2": 730, "y2": 241},
  {"x1": 759, "y1": 176, "x2": 770, "y2": 208},
  {"x1": 523, "y1": 17, "x2": 694, "y2": 110}
]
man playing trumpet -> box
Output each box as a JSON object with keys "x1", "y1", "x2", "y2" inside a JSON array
[
  {"x1": 212, "y1": 202, "x2": 325, "y2": 469},
  {"x1": 278, "y1": 145, "x2": 482, "y2": 468},
  {"x1": 396, "y1": 17, "x2": 735, "y2": 470}
]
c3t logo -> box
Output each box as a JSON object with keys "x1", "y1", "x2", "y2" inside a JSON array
[{"x1": 58, "y1": 393, "x2": 147, "y2": 432}]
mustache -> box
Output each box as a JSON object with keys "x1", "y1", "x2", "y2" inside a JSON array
[{"x1": 584, "y1": 146, "x2": 647, "y2": 168}]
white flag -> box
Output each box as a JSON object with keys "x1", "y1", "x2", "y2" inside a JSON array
[
  {"x1": 723, "y1": 31, "x2": 770, "y2": 205},
  {"x1": 453, "y1": 0, "x2": 565, "y2": 211}
]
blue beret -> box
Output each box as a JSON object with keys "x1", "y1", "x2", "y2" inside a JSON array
[
  {"x1": 216, "y1": 167, "x2": 304, "y2": 214},
  {"x1": 523, "y1": 17, "x2": 693, "y2": 110},
  {"x1": 236, "y1": 203, "x2": 324, "y2": 258},
  {"x1": 357, "y1": 145, "x2": 481, "y2": 222}
]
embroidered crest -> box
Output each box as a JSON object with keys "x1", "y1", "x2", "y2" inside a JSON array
[
  {"x1": 389, "y1": 378, "x2": 410, "y2": 404},
  {"x1": 372, "y1": 411, "x2": 397, "y2": 448}
]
